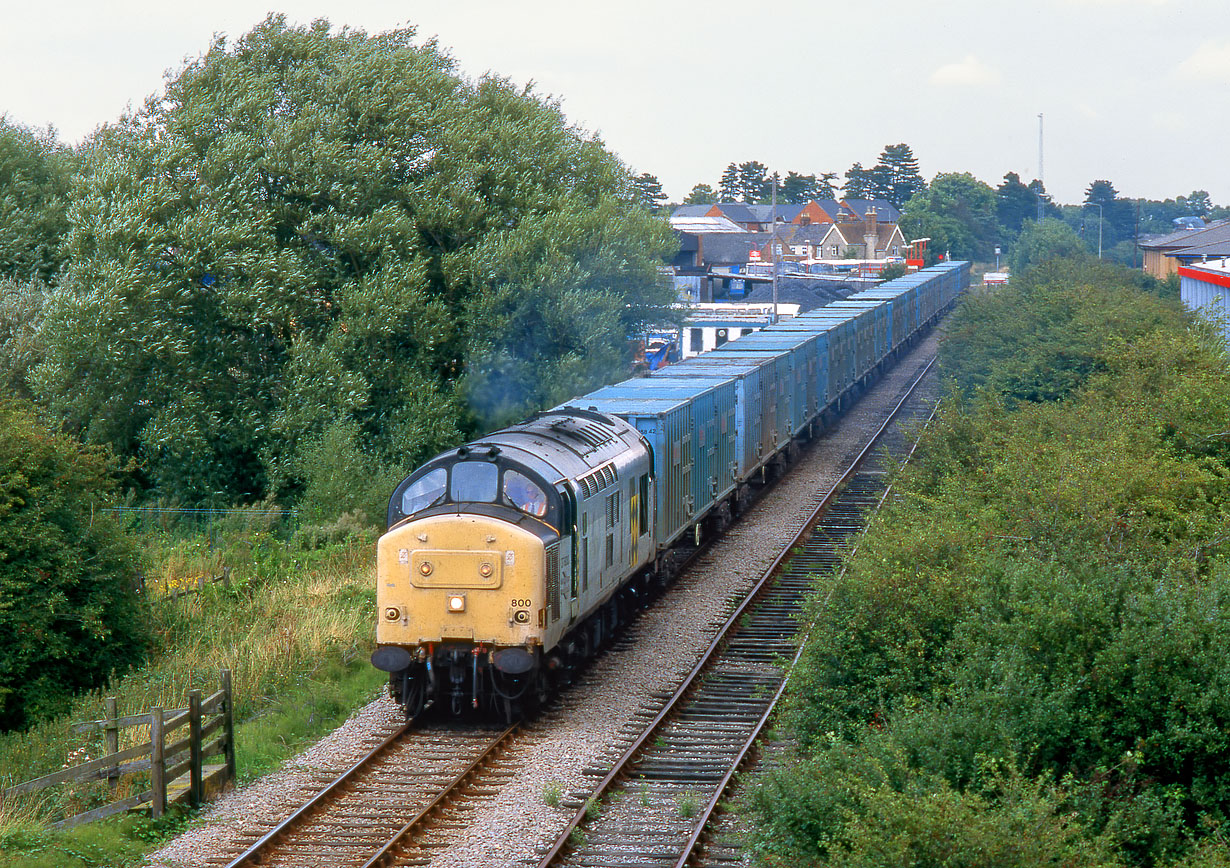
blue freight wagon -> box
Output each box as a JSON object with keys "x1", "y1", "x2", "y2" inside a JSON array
[
  {"x1": 702, "y1": 332, "x2": 819, "y2": 439},
  {"x1": 650, "y1": 360, "x2": 767, "y2": 483},
  {"x1": 577, "y1": 378, "x2": 737, "y2": 543}
]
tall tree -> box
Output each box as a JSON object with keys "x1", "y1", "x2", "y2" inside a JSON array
[
  {"x1": 875, "y1": 143, "x2": 926, "y2": 208},
  {"x1": 1027, "y1": 179, "x2": 1061, "y2": 220},
  {"x1": 33, "y1": 16, "x2": 677, "y2": 505},
  {"x1": 779, "y1": 171, "x2": 815, "y2": 204},
  {"x1": 684, "y1": 182, "x2": 716, "y2": 205},
  {"x1": 718, "y1": 163, "x2": 740, "y2": 202},
  {"x1": 844, "y1": 162, "x2": 877, "y2": 199},
  {"x1": 632, "y1": 172, "x2": 667, "y2": 213},
  {"x1": 1083, "y1": 179, "x2": 1134, "y2": 248},
  {"x1": 0, "y1": 117, "x2": 73, "y2": 283},
  {"x1": 1180, "y1": 190, "x2": 1212, "y2": 217},
  {"x1": 735, "y1": 161, "x2": 772, "y2": 203},
  {"x1": 996, "y1": 172, "x2": 1036, "y2": 236}
]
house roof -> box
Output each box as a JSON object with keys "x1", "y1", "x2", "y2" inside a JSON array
[
  {"x1": 669, "y1": 215, "x2": 746, "y2": 233},
  {"x1": 748, "y1": 203, "x2": 806, "y2": 223},
  {"x1": 1173, "y1": 238, "x2": 1230, "y2": 260},
  {"x1": 698, "y1": 232, "x2": 771, "y2": 265},
  {"x1": 813, "y1": 199, "x2": 849, "y2": 221},
  {"x1": 841, "y1": 198, "x2": 902, "y2": 223},
  {"x1": 777, "y1": 223, "x2": 831, "y2": 244},
  {"x1": 711, "y1": 202, "x2": 760, "y2": 225},
  {"x1": 1141, "y1": 220, "x2": 1230, "y2": 251},
  {"x1": 671, "y1": 204, "x2": 713, "y2": 219}
]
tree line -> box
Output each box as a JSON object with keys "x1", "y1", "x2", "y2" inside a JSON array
[
  {"x1": 631, "y1": 144, "x2": 1225, "y2": 272},
  {"x1": 0, "y1": 15, "x2": 678, "y2": 517}
]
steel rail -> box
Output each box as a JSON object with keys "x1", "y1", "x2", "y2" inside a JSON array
[
  {"x1": 535, "y1": 353, "x2": 939, "y2": 868},
  {"x1": 673, "y1": 357, "x2": 943, "y2": 868},
  {"x1": 359, "y1": 722, "x2": 519, "y2": 868},
  {"x1": 223, "y1": 721, "x2": 516, "y2": 868},
  {"x1": 223, "y1": 722, "x2": 411, "y2": 868}
]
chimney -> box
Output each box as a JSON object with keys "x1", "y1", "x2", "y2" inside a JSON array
[{"x1": 864, "y1": 206, "x2": 879, "y2": 259}]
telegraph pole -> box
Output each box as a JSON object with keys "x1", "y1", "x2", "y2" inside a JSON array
[
  {"x1": 771, "y1": 175, "x2": 779, "y2": 324},
  {"x1": 1036, "y1": 113, "x2": 1045, "y2": 221}
]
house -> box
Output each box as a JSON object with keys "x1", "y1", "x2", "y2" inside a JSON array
[{"x1": 1139, "y1": 220, "x2": 1230, "y2": 278}]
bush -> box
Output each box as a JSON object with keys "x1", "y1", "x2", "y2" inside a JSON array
[
  {"x1": 745, "y1": 737, "x2": 1121, "y2": 868},
  {"x1": 753, "y1": 261, "x2": 1230, "y2": 866},
  {"x1": 0, "y1": 402, "x2": 148, "y2": 730}
]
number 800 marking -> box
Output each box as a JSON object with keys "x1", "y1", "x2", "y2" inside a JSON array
[{"x1": 510, "y1": 598, "x2": 532, "y2": 608}]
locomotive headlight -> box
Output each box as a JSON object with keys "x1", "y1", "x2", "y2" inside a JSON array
[
  {"x1": 384, "y1": 607, "x2": 401, "y2": 621},
  {"x1": 479, "y1": 562, "x2": 493, "y2": 578},
  {"x1": 419, "y1": 561, "x2": 434, "y2": 576},
  {"x1": 514, "y1": 610, "x2": 530, "y2": 624},
  {"x1": 447, "y1": 594, "x2": 466, "y2": 613}
]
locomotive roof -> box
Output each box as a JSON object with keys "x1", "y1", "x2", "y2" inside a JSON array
[{"x1": 471, "y1": 410, "x2": 646, "y2": 481}]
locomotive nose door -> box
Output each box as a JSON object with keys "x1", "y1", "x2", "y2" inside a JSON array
[{"x1": 561, "y1": 483, "x2": 580, "y2": 620}]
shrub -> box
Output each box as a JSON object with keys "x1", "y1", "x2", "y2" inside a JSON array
[{"x1": 0, "y1": 401, "x2": 147, "y2": 730}]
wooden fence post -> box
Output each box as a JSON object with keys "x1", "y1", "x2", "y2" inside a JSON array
[
  {"x1": 221, "y1": 670, "x2": 236, "y2": 783},
  {"x1": 189, "y1": 690, "x2": 203, "y2": 806},
  {"x1": 104, "y1": 697, "x2": 119, "y2": 790},
  {"x1": 150, "y1": 707, "x2": 165, "y2": 819}
]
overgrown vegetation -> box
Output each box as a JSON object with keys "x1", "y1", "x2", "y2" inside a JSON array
[
  {"x1": 744, "y1": 259, "x2": 1230, "y2": 866},
  {"x1": 0, "y1": 518, "x2": 381, "y2": 860},
  {"x1": 0, "y1": 401, "x2": 147, "y2": 731}
]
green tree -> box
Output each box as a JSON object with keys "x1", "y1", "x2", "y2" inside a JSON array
[
  {"x1": 900, "y1": 172, "x2": 997, "y2": 261},
  {"x1": 718, "y1": 163, "x2": 740, "y2": 201},
  {"x1": 779, "y1": 171, "x2": 815, "y2": 204},
  {"x1": 33, "y1": 16, "x2": 677, "y2": 506},
  {"x1": 876, "y1": 142, "x2": 926, "y2": 208},
  {"x1": 683, "y1": 182, "x2": 716, "y2": 204},
  {"x1": 0, "y1": 116, "x2": 73, "y2": 283},
  {"x1": 996, "y1": 172, "x2": 1036, "y2": 236},
  {"x1": 0, "y1": 278, "x2": 46, "y2": 399},
  {"x1": 632, "y1": 172, "x2": 667, "y2": 213},
  {"x1": 0, "y1": 401, "x2": 147, "y2": 730},
  {"x1": 1084, "y1": 179, "x2": 1135, "y2": 248},
  {"x1": 844, "y1": 161, "x2": 878, "y2": 199},
  {"x1": 1008, "y1": 218, "x2": 1089, "y2": 274},
  {"x1": 734, "y1": 160, "x2": 771, "y2": 203},
  {"x1": 1180, "y1": 189, "x2": 1212, "y2": 217}
]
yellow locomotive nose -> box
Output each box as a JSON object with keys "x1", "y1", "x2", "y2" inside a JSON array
[{"x1": 376, "y1": 513, "x2": 546, "y2": 648}]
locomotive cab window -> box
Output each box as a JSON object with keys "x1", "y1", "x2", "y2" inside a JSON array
[
  {"x1": 504, "y1": 470, "x2": 548, "y2": 517},
  {"x1": 401, "y1": 468, "x2": 447, "y2": 515},
  {"x1": 450, "y1": 461, "x2": 498, "y2": 502}
]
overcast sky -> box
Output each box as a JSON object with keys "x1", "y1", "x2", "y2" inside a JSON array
[{"x1": 3, "y1": 1, "x2": 1228, "y2": 205}]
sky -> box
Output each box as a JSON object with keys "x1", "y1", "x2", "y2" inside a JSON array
[{"x1": 2, "y1": 0, "x2": 1228, "y2": 206}]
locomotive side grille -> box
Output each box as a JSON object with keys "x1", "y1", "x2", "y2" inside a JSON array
[{"x1": 546, "y1": 543, "x2": 561, "y2": 622}]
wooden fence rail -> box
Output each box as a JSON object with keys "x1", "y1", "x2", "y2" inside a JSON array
[
  {"x1": 132, "y1": 567, "x2": 231, "y2": 602},
  {"x1": 2, "y1": 671, "x2": 236, "y2": 827}
]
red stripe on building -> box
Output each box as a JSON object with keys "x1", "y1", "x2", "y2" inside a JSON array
[{"x1": 1179, "y1": 265, "x2": 1230, "y2": 290}]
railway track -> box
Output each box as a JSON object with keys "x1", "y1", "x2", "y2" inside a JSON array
[
  {"x1": 532, "y1": 357, "x2": 941, "y2": 868},
  {"x1": 218, "y1": 722, "x2": 516, "y2": 867},
  {"x1": 167, "y1": 336, "x2": 943, "y2": 868}
]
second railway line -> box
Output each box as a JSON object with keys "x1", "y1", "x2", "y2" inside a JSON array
[{"x1": 149, "y1": 318, "x2": 950, "y2": 868}]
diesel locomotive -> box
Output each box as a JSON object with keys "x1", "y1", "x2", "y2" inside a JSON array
[{"x1": 372, "y1": 262, "x2": 970, "y2": 720}]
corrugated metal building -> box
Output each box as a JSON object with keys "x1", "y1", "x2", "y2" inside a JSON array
[{"x1": 1179, "y1": 258, "x2": 1230, "y2": 346}]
